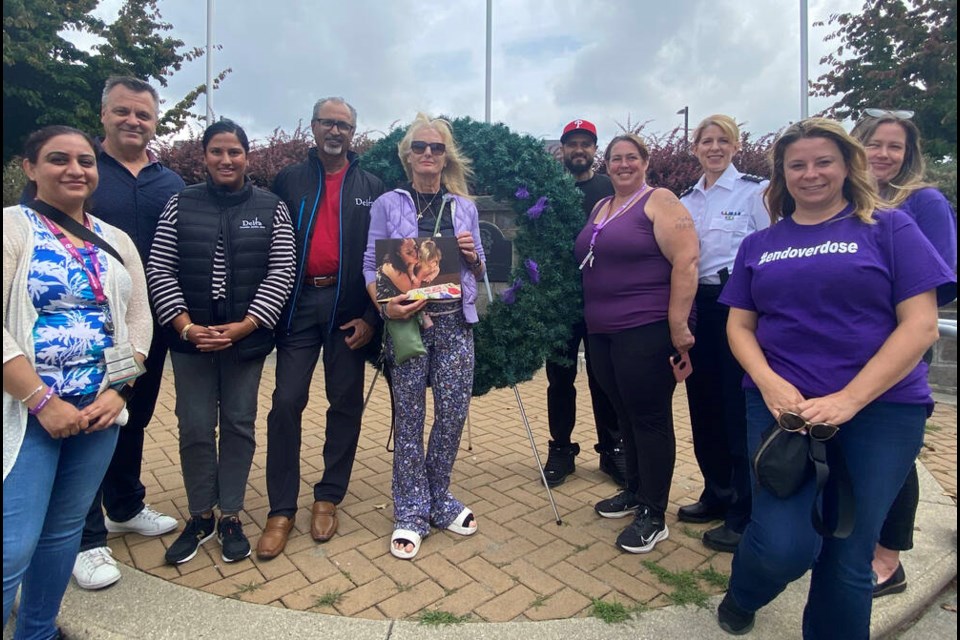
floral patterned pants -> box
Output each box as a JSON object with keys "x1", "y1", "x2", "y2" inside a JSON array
[{"x1": 387, "y1": 310, "x2": 474, "y2": 537}]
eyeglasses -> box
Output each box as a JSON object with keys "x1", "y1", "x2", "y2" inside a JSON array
[
  {"x1": 410, "y1": 141, "x2": 446, "y2": 155},
  {"x1": 777, "y1": 410, "x2": 839, "y2": 442},
  {"x1": 864, "y1": 108, "x2": 914, "y2": 120},
  {"x1": 313, "y1": 118, "x2": 355, "y2": 132}
]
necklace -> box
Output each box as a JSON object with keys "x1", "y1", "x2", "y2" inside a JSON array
[
  {"x1": 579, "y1": 184, "x2": 651, "y2": 270},
  {"x1": 415, "y1": 189, "x2": 441, "y2": 221}
]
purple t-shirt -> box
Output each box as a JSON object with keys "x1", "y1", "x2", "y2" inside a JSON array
[
  {"x1": 574, "y1": 191, "x2": 672, "y2": 333},
  {"x1": 899, "y1": 187, "x2": 957, "y2": 270},
  {"x1": 719, "y1": 207, "x2": 956, "y2": 406}
]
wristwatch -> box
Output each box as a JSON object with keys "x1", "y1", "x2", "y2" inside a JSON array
[{"x1": 113, "y1": 383, "x2": 135, "y2": 403}]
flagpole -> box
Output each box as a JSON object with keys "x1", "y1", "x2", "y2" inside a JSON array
[
  {"x1": 206, "y1": 0, "x2": 215, "y2": 125},
  {"x1": 800, "y1": 0, "x2": 809, "y2": 119},
  {"x1": 485, "y1": 0, "x2": 492, "y2": 123}
]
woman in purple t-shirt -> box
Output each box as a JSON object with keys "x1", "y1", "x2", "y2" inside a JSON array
[
  {"x1": 715, "y1": 118, "x2": 956, "y2": 638},
  {"x1": 574, "y1": 133, "x2": 699, "y2": 555},
  {"x1": 851, "y1": 111, "x2": 958, "y2": 599}
]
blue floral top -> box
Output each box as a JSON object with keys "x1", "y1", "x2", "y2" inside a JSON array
[{"x1": 26, "y1": 210, "x2": 114, "y2": 396}]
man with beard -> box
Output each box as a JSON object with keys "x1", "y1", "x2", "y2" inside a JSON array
[
  {"x1": 256, "y1": 97, "x2": 385, "y2": 560},
  {"x1": 540, "y1": 120, "x2": 625, "y2": 488}
]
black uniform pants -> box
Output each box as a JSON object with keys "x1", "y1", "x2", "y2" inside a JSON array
[
  {"x1": 685, "y1": 286, "x2": 751, "y2": 532},
  {"x1": 545, "y1": 321, "x2": 621, "y2": 450},
  {"x1": 266, "y1": 285, "x2": 365, "y2": 517}
]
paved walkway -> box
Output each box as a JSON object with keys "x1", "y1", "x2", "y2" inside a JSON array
[{"x1": 9, "y1": 358, "x2": 958, "y2": 638}]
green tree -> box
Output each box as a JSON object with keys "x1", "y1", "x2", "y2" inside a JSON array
[
  {"x1": 811, "y1": 0, "x2": 957, "y2": 159},
  {"x1": 2, "y1": 0, "x2": 228, "y2": 161}
]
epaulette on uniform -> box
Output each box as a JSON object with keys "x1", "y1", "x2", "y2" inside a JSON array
[
  {"x1": 740, "y1": 174, "x2": 765, "y2": 183},
  {"x1": 679, "y1": 184, "x2": 696, "y2": 198}
]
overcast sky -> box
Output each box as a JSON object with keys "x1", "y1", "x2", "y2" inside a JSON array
[{"x1": 90, "y1": 0, "x2": 864, "y2": 146}]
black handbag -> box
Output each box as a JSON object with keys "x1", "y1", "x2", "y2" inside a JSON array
[{"x1": 753, "y1": 423, "x2": 855, "y2": 539}]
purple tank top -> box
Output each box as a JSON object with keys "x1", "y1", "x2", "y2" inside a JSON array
[{"x1": 574, "y1": 191, "x2": 672, "y2": 333}]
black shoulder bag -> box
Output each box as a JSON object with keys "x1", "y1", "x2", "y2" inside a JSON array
[{"x1": 29, "y1": 199, "x2": 125, "y2": 266}]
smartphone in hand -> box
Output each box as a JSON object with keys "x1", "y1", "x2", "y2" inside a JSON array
[{"x1": 670, "y1": 352, "x2": 692, "y2": 383}]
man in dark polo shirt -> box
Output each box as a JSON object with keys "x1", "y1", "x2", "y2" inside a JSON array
[
  {"x1": 256, "y1": 97, "x2": 385, "y2": 560},
  {"x1": 541, "y1": 119, "x2": 625, "y2": 488},
  {"x1": 73, "y1": 76, "x2": 184, "y2": 590}
]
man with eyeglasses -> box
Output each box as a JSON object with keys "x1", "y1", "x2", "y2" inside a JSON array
[
  {"x1": 257, "y1": 97, "x2": 385, "y2": 560},
  {"x1": 540, "y1": 119, "x2": 626, "y2": 488}
]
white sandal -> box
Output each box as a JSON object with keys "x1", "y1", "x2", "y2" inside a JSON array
[
  {"x1": 446, "y1": 508, "x2": 478, "y2": 536},
  {"x1": 390, "y1": 529, "x2": 422, "y2": 560}
]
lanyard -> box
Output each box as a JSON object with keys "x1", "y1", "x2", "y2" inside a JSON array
[
  {"x1": 579, "y1": 184, "x2": 650, "y2": 270},
  {"x1": 39, "y1": 215, "x2": 108, "y2": 305},
  {"x1": 434, "y1": 197, "x2": 450, "y2": 236}
]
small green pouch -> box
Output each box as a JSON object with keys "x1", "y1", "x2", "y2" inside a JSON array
[{"x1": 385, "y1": 314, "x2": 426, "y2": 364}]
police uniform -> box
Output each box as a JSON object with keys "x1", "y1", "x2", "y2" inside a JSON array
[{"x1": 677, "y1": 164, "x2": 769, "y2": 542}]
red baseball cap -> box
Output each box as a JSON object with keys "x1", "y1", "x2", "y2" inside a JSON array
[{"x1": 561, "y1": 119, "x2": 598, "y2": 143}]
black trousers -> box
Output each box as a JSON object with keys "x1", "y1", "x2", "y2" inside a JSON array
[
  {"x1": 545, "y1": 320, "x2": 620, "y2": 450},
  {"x1": 265, "y1": 285, "x2": 365, "y2": 517},
  {"x1": 685, "y1": 287, "x2": 751, "y2": 532},
  {"x1": 80, "y1": 324, "x2": 168, "y2": 551},
  {"x1": 588, "y1": 321, "x2": 676, "y2": 517}
]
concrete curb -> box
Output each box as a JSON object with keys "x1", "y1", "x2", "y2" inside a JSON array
[{"x1": 32, "y1": 463, "x2": 953, "y2": 640}]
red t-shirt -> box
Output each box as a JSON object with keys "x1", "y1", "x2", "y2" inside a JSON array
[{"x1": 306, "y1": 166, "x2": 346, "y2": 277}]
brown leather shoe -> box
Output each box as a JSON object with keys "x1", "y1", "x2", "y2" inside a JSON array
[
  {"x1": 256, "y1": 515, "x2": 294, "y2": 560},
  {"x1": 311, "y1": 501, "x2": 338, "y2": 542}
]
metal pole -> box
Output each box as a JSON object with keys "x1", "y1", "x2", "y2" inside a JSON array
[
  {"x1": 206, "y1": 0, "x2": 214, "y2": 125},
  {"x1": 485, "y1": 0, "x2": 492, "y2": 123},
  {"x1": 800, "y1": 0, "x2": 809, "y2": 119},
  {"x1": 676, "y1": 106, "x2": 689, "y2": 149},
  {"x1": 514, "y1": 386, "x2": 563, "y2": 524}
]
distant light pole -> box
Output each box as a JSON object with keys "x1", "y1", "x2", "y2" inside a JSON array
[
  {"x1": 485, "y1": 0, "x2": 492, "y2": 123},
  {"x1": 677, "y1": 106, "x2": 689, "y2": 149},
  {"x1": 206, "y1": 0, "x2": 214, "y2": 126},
  {"x1": 800, "y1": 0, "x2": 809, "y2": 119}
]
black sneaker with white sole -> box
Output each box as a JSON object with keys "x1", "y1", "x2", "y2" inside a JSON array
[
  {"x1": 218, "y1": 516, "x2": 251, "y2": 562},
  {"x1": 164, "y1": 515, "x2": 216, "y2": 565},
  {"x1": 594, "y1": 490, "x2": 641, "y2": 518},
  {"x1": 616, "y1": 506, "x2": 669, "y2": 553}
]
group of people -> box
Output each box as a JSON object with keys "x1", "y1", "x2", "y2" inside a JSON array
[{"x1": 2, "y1": 72, "x2": 956, "y2": 640}]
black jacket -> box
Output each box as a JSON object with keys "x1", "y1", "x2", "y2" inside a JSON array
[{"x1": 272, "y1": 148, "x2": 385, "y2": 334}]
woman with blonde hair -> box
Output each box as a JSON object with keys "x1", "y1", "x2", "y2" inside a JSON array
[
  {"x1": 715, "y1": 118, "x2": 955, "y2": 637},
  {"x1": 363, "y1": 114, "x2": 485, "y2": 559}
]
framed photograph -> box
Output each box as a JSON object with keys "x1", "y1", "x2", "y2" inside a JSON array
[{"x1": 375, "y1": 237, "x2": 462, "y2": 303}]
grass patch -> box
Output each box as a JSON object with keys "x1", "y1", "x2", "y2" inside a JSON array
[
  {"x1": 925, "y1": 421, "x2": 941, "y2": 433},
  {"x1": 418, "y1": 610, "x2": 471, "y2": 625},
  {"x1": 642, "y1": 561, "x2": 709, "y2": 608},
  {"x1": 313, "y1": 590, "x2": 343, "y2": 608},
  {"x1": 698, "y1": 566, "x2": 730, "y2": 589},
  {"x1": 396, "y1": 582, "x2": 412, "y2": 592},
  {"x1": 530, "y1": 593, "x2": 550, "y2": 608},
  {"x1": 590, "y1": 598, "x2": 633, "y2": 623},
  {"x1": 680, "y1": 525, "x2": 703, "y2": 540},
  {"x1": 573, "y1": 543, "x2": 591, "y2": 552},
  {"x1": 232, "y1": 581, "x2": 261, "y2": 596}
]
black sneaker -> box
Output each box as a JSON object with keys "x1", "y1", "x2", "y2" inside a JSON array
[
  {"x1": 218, "y1": 516, "x2": 251, "y2": 563},
  {"x1": 717, "y1": 592, "x2": 755, "y2": 635},
  {"x1": 616, "y1": 507, "x2": 669, "y2": 553},
  {"x1": 597, "y1": 442, "x2": 628, "y2": 487},
  {"x1": 594, "y1": 490, "x2": 641, "y2": 518},
  {"x1": 543, "y1": 441, "x2": 580, "y2": 487},
  {"x1": 165, "y1": 515, "x2": 215, "y2": 565}
]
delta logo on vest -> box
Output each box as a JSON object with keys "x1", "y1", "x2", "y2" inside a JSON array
[
  {"x1": 240, "y1": 216, "x2": 265, "y2": 230},
  {"x1": 355, "y1": 197, "x2": 374, "y2": 207}
]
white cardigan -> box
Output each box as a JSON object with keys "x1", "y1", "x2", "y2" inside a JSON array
[{"x1": 3, "y1": 205, "x2": 153, "y2": 480}]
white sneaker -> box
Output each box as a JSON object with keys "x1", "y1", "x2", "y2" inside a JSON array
[
  {"x1": 105, "y1": 505, "x2": 178, "y2": 536},
  {"x1": 73, "y1": 547, "x2": 121, "y2": 590}
]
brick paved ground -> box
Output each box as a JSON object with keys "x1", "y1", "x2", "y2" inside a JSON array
[{"x1": 108, "y1": 358, "x2": 957, "y2": 623}]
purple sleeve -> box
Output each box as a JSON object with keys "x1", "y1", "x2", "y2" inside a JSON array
[
  {"x1": 718, "y1": 236, "x2": 756, "y2": 311},
  {"x1": 905, "y1": 188, "x2": 957, "y2": 271},
  {"x1": 364, "y1": 194, "x2": 392, "y2": 286},
  {"x1": 887, "y1": 211, "x2": 957, "y2": 308}
]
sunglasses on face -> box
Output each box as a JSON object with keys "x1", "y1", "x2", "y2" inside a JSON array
[
  {"x1": 777, "y1": 410, "x2": 839, "y2": 442},
  {"x1": 410, "y1": 141, "x2": 446, "y2": 155},
  {"x1": 864, "y1": 108, "x2": 914, "y2": 120},
  {"x1": 313, "y1": 118, "x2": 355, "y2": 133}
]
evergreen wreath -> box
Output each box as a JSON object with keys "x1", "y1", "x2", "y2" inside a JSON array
[{"x1": 363, "y1": 117, "x2": 586, "y2": 396}]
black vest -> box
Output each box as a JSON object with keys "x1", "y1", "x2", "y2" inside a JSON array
[{"x1": 166, "y1": 179, "x2": 278, "y2": 360}]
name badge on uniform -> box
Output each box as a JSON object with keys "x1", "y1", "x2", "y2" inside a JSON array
[{"x1": 104, "y1": 343, "x2": 146, "y2": 386}]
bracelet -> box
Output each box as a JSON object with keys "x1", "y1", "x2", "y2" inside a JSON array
[
  {"x1": 468, "y1": 256, "x2": 482, "y2": 269},
  {"x1": 180, "y1": 323, "x2": 195, "y2": 342},
  {"x1": 20, "y1": 384, "x2": 44, "y2": 404},
  {"x1": 28, "y1": 387, "x2": 55, "y2": 416},
  {"x1": 380, "y1": 302, "x2": 391, "y2": 321},
  {"x1": 244, "y1": 316, "x2": 259, "y2": 330}
]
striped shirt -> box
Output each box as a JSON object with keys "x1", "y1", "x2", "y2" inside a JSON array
[{"x1": 147, "y1": 193, "x2": 296, "y2": 328}]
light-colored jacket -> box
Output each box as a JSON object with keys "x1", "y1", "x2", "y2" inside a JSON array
[
  {"x1": 2, "y1": 205, "x2": 152, "y2": 480},
  {"x1": 363, "y1": 190, "x2": 486, "y2": 323}
]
